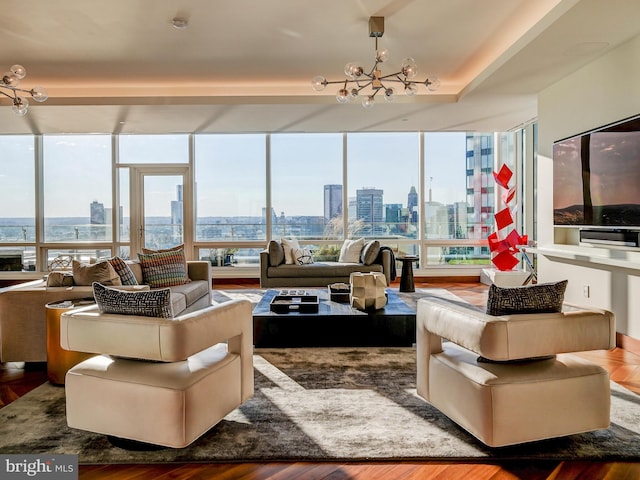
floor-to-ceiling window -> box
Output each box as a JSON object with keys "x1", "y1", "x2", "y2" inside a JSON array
[{"x1": 0, "y1": 128, "x2": 533, "y2": 279}]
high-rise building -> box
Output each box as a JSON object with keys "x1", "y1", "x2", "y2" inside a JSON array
[
  {"x1": 465, "y1": 133, "x2": 494, "y2": 240},
  {"x1": 90, "y1": 201, "x2": 105, "y2": 224},
  {"x1": 324, "y1": 184, "x2": 342, "y2": 221},
  {"x1": 171, "y1": 185, "x2": 183, "y2": 225},
  {"x1": 356, "y1": 188, "x2": 384, "y2": 234},
  {"x1": 407, "y1": 185, "x2": 418, "y2": 223}
]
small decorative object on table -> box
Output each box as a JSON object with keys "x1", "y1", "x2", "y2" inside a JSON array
[
  {"x1": 328, "y1": 282, "x2": 351, "y2": 303},
  {"x1": 270, "y1": 292, "x2": 319, "y2": 313},
  {"x1": 349, "y1": 272, "x2": 387, "y2": 311}
]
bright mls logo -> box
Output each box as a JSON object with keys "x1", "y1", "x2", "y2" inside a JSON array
[{"x1": 0, "y1": 455, "x2": 77, "y2": 479}]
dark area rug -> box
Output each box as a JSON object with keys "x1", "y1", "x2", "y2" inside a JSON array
[{"x1": 1, "y1": 346, "x2": 640, "y2": 464}]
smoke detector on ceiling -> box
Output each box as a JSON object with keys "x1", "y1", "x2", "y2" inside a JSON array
[{"x1": 171, "y1": 17, "x2": 189, "y2": 30}]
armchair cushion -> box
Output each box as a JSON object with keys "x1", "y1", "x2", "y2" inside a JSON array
[
  {"x1": 93, "y1": 282, "x2": 173, "y2": 318},
  {"x1": 486, "y1": 280, "x2": 567, "y2": 316}
]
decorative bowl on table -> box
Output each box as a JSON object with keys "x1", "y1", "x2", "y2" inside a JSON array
[{"x1": 328, "y1": 282, "x2": 351, "y2": 303}]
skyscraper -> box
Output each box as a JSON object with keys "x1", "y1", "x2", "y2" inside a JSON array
[
  {"x1": 407, "y1": 185, "x2": 418, "y2": 223},
  {"x1": 171, "y1": 185, "x2": 183, "y2": 225},
  {"x1": 356, "y1": 188, "x2": 384, "y2": 234},
  {"x1": 323, "y1": 184, "x2": 342, "y2": 221},
  {"x1": 90, "y1": 201, "x2": 105, "y2": 224}
]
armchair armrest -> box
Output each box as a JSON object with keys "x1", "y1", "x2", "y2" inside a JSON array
[
  {"x1": 187, "y1": 260, "x2": 211, "y2": 283},
  {"x1": 417, "y1": 297, "x2": 615, "y2": 361}
]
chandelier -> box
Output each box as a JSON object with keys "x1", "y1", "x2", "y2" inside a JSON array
[
  {"x1": 0, "y1": 65, "x2": 48, "y2": 116},
  {"x1": 311, "y1": 17, "x2": 440, "y2": 108}
]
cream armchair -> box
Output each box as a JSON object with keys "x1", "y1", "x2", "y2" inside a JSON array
[
  {"x1": 416, "y1": 296, "x2": 615, "y2": 447},
  {"x1": 61, "y1": 299, "x2": 254, "y2": 448}
]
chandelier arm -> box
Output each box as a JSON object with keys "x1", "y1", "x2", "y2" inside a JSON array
[{"x1": 0, "y1": 89, "x2": 16, "y2": 100}]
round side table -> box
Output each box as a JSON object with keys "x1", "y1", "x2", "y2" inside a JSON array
[
  {"x1": 46, "y1": 300, "x2": 95, "y2": 385},
  {"x1": 397, "y1": 256, "x2": 419, "y2": 293}
]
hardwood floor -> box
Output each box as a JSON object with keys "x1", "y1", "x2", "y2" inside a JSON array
[{"x1": 2, "y1": 280, "x2": 640, "y2": 479}]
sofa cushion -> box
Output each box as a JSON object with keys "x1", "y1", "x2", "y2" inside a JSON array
[
  {"x1": 268, "y1": 240, "x2": 285, "y2": 267},
  {"x1": 108, "y1": 256, "x2": 139, "y2": 285},
  {"x1": 138, "y1": 249, "x2": 190, "y2": 288},
  {"x1": 339, "y1": 238, "x2": 365, "y2": 263},
  {"x1": 486, "y1": 280, "x2": 568, "y2": 316},
  {"x1": 281, "y1": 238, "x2": 300, "y2": 265},
  {"x1": 93, "y1": 282, "x2": 173, "y2": 318},
  {"x1": 361, "y1": 240, "x2": 381, "y2": 265},
  {"x1": 73, "y1": 260, "x2": 122, "y2": 286},
  {"x1": 169, "y1": 280, "x2": 210, "y2": 308}
]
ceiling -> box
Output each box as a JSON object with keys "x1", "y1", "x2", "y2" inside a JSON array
[{"x1": 0, "y1": 0, "x2": 639, "y2": 134}]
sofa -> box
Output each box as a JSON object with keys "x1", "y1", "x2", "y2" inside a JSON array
[
  {"x1": 260, "y1": 238, "x2": 392, "y2": 288},
  {"x1": 0, "y1": 259, "x2": 212, "y2": 362}
]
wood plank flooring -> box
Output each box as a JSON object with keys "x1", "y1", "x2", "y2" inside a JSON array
[{"x1": 2, "y1": 280, "x2": 640, "y2": 479}]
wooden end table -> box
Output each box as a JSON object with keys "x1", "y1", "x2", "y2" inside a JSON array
[{"x1": 397, "y1": 255, "x2": 419, "y2": 293}]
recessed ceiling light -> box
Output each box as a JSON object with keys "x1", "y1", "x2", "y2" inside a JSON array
[{"x1": 171, "y1": 17, "x2": 189, "y2": 30}]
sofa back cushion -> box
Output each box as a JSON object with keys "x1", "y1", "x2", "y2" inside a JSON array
[
  {"x1": 268, "y1": 240, "x2": 285, "y2": 267},
  {"x1": 339, "y1": 238, "x2": 365, "y2": 263},
  {"x1": 361, "y1": 240, "x2": 381, "y2": 265}
]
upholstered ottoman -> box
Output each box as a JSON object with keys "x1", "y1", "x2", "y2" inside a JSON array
[
  {"x1": 66, "y1": 343, "x2": 242, "y2": 448},
  {"x1": 417, "y1": 295, "x2": 616, "y2": 447}
]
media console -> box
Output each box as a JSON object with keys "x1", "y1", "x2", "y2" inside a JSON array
[{"x1": 579, "y1": 229, "x2": 640, "y2": 247}]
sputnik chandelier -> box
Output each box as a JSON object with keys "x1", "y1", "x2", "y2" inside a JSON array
[
  {"x1": 312, "y1": 16, "x2": 440, "y2": 108},
  {"x1": 0, "y1": 64, "x2": 48, "y2": 116}
]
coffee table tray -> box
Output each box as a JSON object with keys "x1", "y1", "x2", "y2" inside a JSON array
[{"x1": 270, "y1": 294, "x2": 319, "y2": 313}]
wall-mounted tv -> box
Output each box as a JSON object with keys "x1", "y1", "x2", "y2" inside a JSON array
[{"x1": 553, "y1": 114, "x2": 640, "y2": 228}]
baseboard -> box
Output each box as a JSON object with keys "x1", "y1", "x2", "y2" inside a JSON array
[{"x1": 617, "y1": 332, "x2": 640, "y2": 355}]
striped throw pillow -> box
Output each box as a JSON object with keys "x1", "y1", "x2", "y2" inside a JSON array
[
  {"x1": 137, "y1": 249, "x2": 190, "y2": 288},
  {"x1": 108, "y1": 256, "x2": 139, "y2": 285}
]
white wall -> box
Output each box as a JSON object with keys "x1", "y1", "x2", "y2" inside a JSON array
[{"x1": 537, "y1": 33, "x2": 640, "y2": 337}]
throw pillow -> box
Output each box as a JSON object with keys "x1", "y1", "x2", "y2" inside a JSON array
[
  {"x1": 361, "y1": 240, "x2": 381, "y2": 265},
  {"x1": 268, "y1": 240, "x2": 285, "y2": 267},
  {"x1": 486, "y1": 280, "x2": 568, "y2": 316},
  {"x1": 281, "y1": 237, "x2": 301, "y2": 265},
  {"x1": 141, "y1": 244, "x2": 184, "y2": 254},
  {"x1": 137, "y1": 249, "x2": 190, "y2": 288},
  {"x1": 108, "y1": 256, "x2": 139, "y2": 285},
  {"x1": 72, "y1": 260, "x2": 122, "y2": 286},
  {"x1": 93, "y1": 282, "x2": 173, "y2": 318},
  {"x1": 46, "y1": 271, "x2": 74, "y2": 287},
  {"x1": 293, "y1": 247, "x2": 314, "y2": 265},
  {"x1": 339, "y1": 237, "x2": 365, "y2": 263}
]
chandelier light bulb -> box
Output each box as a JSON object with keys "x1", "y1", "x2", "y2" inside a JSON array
[
  {"x1": 311, "y1": 76, "x2": 327, "y2": 91},
  {"x1": 2, "y1": 72, "x2": 19, "y2": 87},
  {"x1": 401, "y1": 58, "x2": 418, "y2": 79},
  {"x1": 384, "y1": 87, "x2": 395, "y2": 102},
  {"x1": 30, "y1": 86, "x2": 48, "y2": 102},
  {"x1": 12, "y1": 97, "x2": 28, "y2": 116},
  {"x1": 376, "y1": 49, "x2": 388, "y2": 63},
  {"x1": 348, "y1": 88, "x2": 359, "y2": 101},
  {"x1": 344, "y1": 63, "x2": 364, "y2": 79},
  {"x1": 10, "y1": 64, "x2": 26, "y2": 80},
  {"x1": 336, "y1": 88, "x2": 350, "y2": 103},
  {"x1": 362, "y1": 95, "x2": 375, "y2": 109},
  {"x1": 405, "y1": 83, "x2": 418, "y2": 96},
  {"x1": 426, "y1": 76, "x2": 441, "y2": 91}
]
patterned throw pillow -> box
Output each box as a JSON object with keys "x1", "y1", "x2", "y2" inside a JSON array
[
  {"x1": 108, "y1": 256, "x2": 139, "y2": 285},
  {"x1": 93, "y1": 282, "x2": 173, "y2": 318},
  {"x1": 293, "y1": 247, "x2": 314, "y2": 265},
  {"x1": 137, "y1": 249, "x2": 190, "y2": 288},
  {"x1": 72, "y1": 260, "x2": 122, "y2": 286},
  {"x1": 486, "y1": 280, "x2": 568, "y2": 316}
]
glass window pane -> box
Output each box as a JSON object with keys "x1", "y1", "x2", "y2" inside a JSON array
[
  {"x1": 119, "y1": 135, "x2": 188, "y2": 163},
  {"x1": 347, "y1": 133, "x2": 419, "y2": 239},
  {"x1": 271, "y1": 134, "x2": 343, "y2": 240},
  {"x1": 0, "y1": 136, "x2": 35, "y2": 243},
  {"x1": 194, "y1": 134, "x2": 266, "y2": 241},
  {"x1": 0, "y1": 246, "x2": 35, "y2": 271},
  {"x1": 118, "y1": 168, "x2": 130, "y2": 242},
  {"x1": 198, "y1": 247, "x2": 262, "y2": 268},
  {"x1": 43, "y1": 135, "x2": 112, "y2": 242},
  {"x1": 143, "y1": 175, "x2": 184, "y2": 250}
]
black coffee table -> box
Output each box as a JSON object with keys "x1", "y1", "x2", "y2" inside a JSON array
[{"x1": 252, "y1": 288, "x2": 416, "y2": 347}]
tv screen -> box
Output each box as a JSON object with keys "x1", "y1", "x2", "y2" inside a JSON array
[{"x1": 553, "y1": 115, "x2": 640, "y2": 227}]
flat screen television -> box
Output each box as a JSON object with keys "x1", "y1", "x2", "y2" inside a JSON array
[{"x1": 553, "y1": 114, "x2": 640, "y2": 228}]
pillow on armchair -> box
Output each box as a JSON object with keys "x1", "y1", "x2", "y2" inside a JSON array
[
  {"x1": 486, "y1": 280, "x2": 568, "y2": 316},
  {"x1": 93, "y1": 282, "x2": 173, "y2": 318}
]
